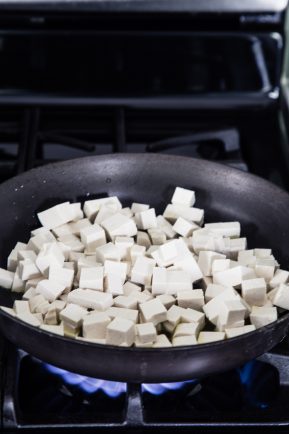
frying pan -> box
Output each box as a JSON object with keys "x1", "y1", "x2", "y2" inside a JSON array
[{"x1": 0, "y1": 153, "x2": 288, "y2": 383}]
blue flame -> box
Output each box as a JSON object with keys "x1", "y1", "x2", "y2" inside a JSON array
[{"x1": 44, "y1": 363, "x2": 189, "y2": 397}]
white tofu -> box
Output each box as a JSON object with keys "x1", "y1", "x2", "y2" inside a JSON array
[
  {"x1": 67, "y1": 288, "x2": 113, "y2": 311},
  {"x1": 114, "y1": 295, "x2": 138, "y2": 309},
  {"x1": 171, "y1": 187, "x2": 196, "y2": 207},
  {"x1": 238, "y1": 250, "x2": 256, "y2": 267},
  {"x1": 272, "y1": 283, "x2": 289, "y2": 310},
  {"x1": 129, "y1": 291, "x2": 152, "y2": 305},
  {"x1": 136, "y1": 322, "x2": 157, "y2": 343},
  {"x1": 37, "y1": 202, "x2": 78, "y2": 229},
  {"x1": 173, "y1": 322, "x2": 199, "y2": 338},
  {"x1": 123, "y1": 281, "x2": 142, "y2": 296},
  {"x1": 136, "y1": 208, "x2": 157, "y2": 230},
  {"x1": 223, "y1": 238, "x2": 247, "y2": 260},
  {"x1": 203, "y1": 288, "x2": 240, "y2": 324},
  {"x1": 204, "y1": 222, "x2": 241, "y2": 238},
  {"x1": 17, "y1": 312, "x2": 42, "y2": 327},
  {"x1": 63, "y1": 322, "x2": 80, "y2": 338},
  {"x1": 52, "y1": 223, "x2": 73, "y2": 238},
  {"x1": 104, "y1": 260, "x2": 127, "y2": 282},
  {"x1": 106, "y1": 317, "x2": 135, "y2": 346},
  {"x1": 27, "y1": 232, "x2": 56, "y2": 254},
  {"x1": 22, "y1": 286, "x2": 37, "y2": 300},
  {"x1": 83, "y1": 197, "x2": 122, "y2": 220},
  {"x1": 58, "y1": 234, "x2": 84, "y2": 253},
  {"x1": 95, "y1": 242, "x2": 121, "y2": 263},
  {"x1": 83, "y1": 312, "x2": 111, "y2": 339},
  {"x1": 198, "y1": 331, "x2": 225, "y2": 343},
  {"x1": 36, "y1": 279, "x2": 66, "y2": 302},
  {"x1": 165, "y1": 304, "x2": 183, "y2": 328},
  {"x1": 48, "y1": 265, "x2": 74, "y2": 291},
  {"x1": 250, "y1": 306, "x2": 277, "y2": 328},
  {"x1": 166, "y1": 270, "x2": 192, "y2": 295},
  {"x1": 269, "y1": 269, "x2": 289, "y2": 289},
  {"x1": 200, "y1": 276, "x2": 213, "y2": 290},
  {"x1": 19, "y1": 259, "x2": 41, "y2": 281},
  {"x1": 131, "y1": 203, "x2": 149, "y2": 214},
  {"x1": 177, "y1": 289, "x2": 204, "y2": 311},
  {"x1": 36, "y1": 242, "x2": 65, "y2": 277},
  {"x1": 101, "y1": 213, "x2": 137, "y2": 239},
  {"x1": 17, "y1": 250, "x2": 37, "y2": 262},
  {"x1": 0, "y1": 268, "x2": 15, "y2": 289},
  {"x1": 44, "y1": 306, "x2": 58, "y2": 325},
  {"x1": 0, "y1": 306, "x2": 16, "y2": 316},
  {"x1": 151, "y1": 267, "x2": 167, "y2": 295},
  {"x1": 50, "y1": 299, "x2": 66, "y2": 314},
  {"x1": 163, "y1": 204, "x2": 204, "y2": 225},
  {"x1": 25, "y1": 276, "x2": 43, "y2": 290},
  {"x1": 173, "y1": 335, "x2": 197, "y2": 346},
  {"x1": 254, "y1": 258, "x2": 275, "y2": 282},
  {"x1": 68, "y1": 218, "x2": 92, "y2": 236},
  {"x1": 181, "y1": 308, "x2": 205, "y2": 328},
  {"x1": 77, "y1": 256, "x2": 98, "y2": 274},
  {"x1": 11, "y1": 267, "x2": 25, "y2": 293},
  {"x1": 139, "y1": 298, "x2": 167, "y2": 325},
  {"x1": 213, "y1": 265, "x2": 256, "y2": 287},
  {"x1": 80, "y1": 224, "x2": 106, "y2": 253},
  {"x1": 148, "y1": 228, "x2": 166, "y2": 245},
  {"x1": 130, "y1": 244, "x2": 146, "y2": 265},
  {"x1": 29, "y1": 294, "x2": 50, "y2": 314},
  {"x1": 173, "y1": 217, "x2": 199, "y2": 237},
  {"x1": 254, "y1": 248, "x2": 272, "y2": 258},
  {"x1": 225, "y1": 325, "x2": 256, "y2": 338},
  {"x1": 59, "y1": 303, "x2": 87, "y2": 327},
  {"x1": 198, "y1": 251, "x2": 226, "y2": 277},
  {"x1": 107, "y1": 307, "x2": 139, "y2": 323},
  {"x1": 211, "y1": 259, "x2": 231, "y2": 274},
  {"x1": 79, "y1": 267, "x2": 104, "y2": 291},
  {"x1": 136, "y1": 231, "x2": 151, "y2": 248},
  {"x1": 94, "y1": 204, "x2": 119, "y2": 225},
  {"x1": 152, "y1": 334, "x2": 172, "y2": 347},
  {"x1": 115, "y1": 236, "x2": 134, "y2": 260},
  {"x1": 7, "y1": 249, "x2": 19, "y2": 272},
  {"x1": 241, "y1": 278, "x2": 267, "y2": 306},
  {"x1": 205, "y1": 284, "x2": 227, "y2": 302},
  {"x1": 134, "y1": 337, "x2": 153, "y2": 347},
  {"x1": 156, "y1": 294, "x2": 176, "y2": 309},
  {"x1": 13, "y1": 300, "x2": 30, "y2": 314},
  {"x1": 218, "y1": 299, "x2": 246, "y2": 329},
  {"x1": 40, "y1": 323, "x2": 64, "y2": 336},
  {"x1": 131, "y1": 256, "x2": 156, "y2": 286},
  {"x1": 104, "y1": 273, "x2": 124, "y2": 295},
  {"x1": 156, "y1": 215, "x2": 177, "y2": 239}
]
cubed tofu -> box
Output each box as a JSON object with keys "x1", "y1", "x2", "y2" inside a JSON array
[
  {"x1": 139, "y1": 298, "x2": 167, "y2": 325},
  {"x1": 11, "y1": 267, "x2": 25, "y2": 293},
  {"x1": 198, "y1": 251, "x2": 226, "y2": 277},
  {"x1": 211, "y1": 259, "x2": 231, "y2": 274},
  {"x1": 171, "y1": 187, "x2": 196, "y2": 207},
  {"x1": 67, "y1": 288, "x2": 113, "y2": 311},
  {"x1": 151, "y1": 267, "x2": 167, "y2": 295},
  {"x1": 250, "y1": 306, "x2": 277, "y2": 328},
  {"x1": 269, "y1": 269, "x2": 289, "y2": 289},
  {"x1": 166, "y1": 270, "x2": 192, "y2": 295},
  {"x1": 104, "y1": 260, "x2": 127, "y2": 282},
  {"x1": 148, "y1": 228, "x2": 166, "y2": 245},
  {"x1": 173, "y1": 322, "x2": 199, "y2": 338},
  {"x1": 0, "y1": 267, "x2": 15, "y2": 289},
  {"x1": 44, "y1": 306, "x2": 58, "y2": 325},
  {"x1": 213, "y1": 266, "x2": 256, "y2": 287},
  {"x1": 204, "y1": 222, "x2": 241, "y2": 238},
  {"x1": 272, "y1": 283, "x2": 289, "y2": 310},
  {"x1": 101, "y1": 213, "x2": 137, "y2": 240},
  {"x1": 254, "y1": 258, "x2": 275, "y2": 282},
  {"x1": 130, "y1": 245, "x2": 146, "y2": 265},
  {"x1": 104, "y1": 273, "x2": 124, "y2": 295},
  {"x1": 241, "y1": 278, "x2": 267, "y2": 306},
  {"x1": 58, "y1": 234, "x2": 84, "y2": 253},
  {"x1": 83, "y1": 312, "x2": 111, "y2": 339},
  {"x1": 48, "y1": 265, "x2": 74, "y2": 291},
  {"x1": 218, "y1": 299, "x2": 246, "y2": 329},
  {"x1": 203, "y1": 288, "x2": 240, "y2": 324},
  {"x1": 37, "y1": 202, "x2": 77, "y2": 230},
  {"x1": 123, "y1": 281, "x2": 142, "y2": 296},
  {"x1": 36, "y1": 242, "x2": 65, "y2": 277},
  {"x1": 238, "y1": 250, "x2": 256, "y2": 267},
  {"x1": 156, "y1": 294, "x2": 176, "y2": 309},
  {"x1": 96, "y1": 242, "x2": 121, "y2": 263},
  {"x1": 29, "y1": 294, "x2": 50, "y2": 314},
  {"x1": 115, "y1": 236, "x2": 134, "y2": 260},
  {"x1": 59, "y1": 303, "x2": 87, "y2": 327},
  {"x1": 173, "y1": 335, "x2": 197, "y2": 346},
  {"x1": 13, "y1": 300, "x2": 30, "y2": 314},
  {"x1": 131, "y1": 203, "x2": 149, "y2": 214},
  {"x1": 163, "y1": 204, "x2": 204, "y2": 225},
  {"x1": 136, "y1": 231, "x2": 151, "y2": 248},
  {"x1": 156, "y1": 216, "x2": 176, "y2": 239},
  {"x1": 114, "y1": 295, "x2": 138, "y2": 309},
  {"x1": 152, "y1": 334, "x2": 172, "y2": 347},
  {"x1": 80, "y1": 224, "x2": 106, "y2": 253},
  {"x1": 198, "y1": 331, "x2": 225, "y2": 344},
  {"x1": 131, "y1": 256, "x2": 156, "y2": 286},
  {"x1": 107, "y1": 307, "x2": 139, "y2": 323},
  {"x1": 254, "y1": 248, "x2": 272, "y2": 258},
  {"x1": 136, "y1": 208, "x2": 157, "y2": 230},
  {"x1": 36, "y1": 279, "x2": 66, "y2": 302},
  {"x1": 17, "y1": 312, "x2": 42, "y2": 327},
  {"x1": 19, "y1": 259, "x2": 41, "y2": 281},
  {"x1": 79, "y1": 267, "x2": 104, "y2": 291},
  {"x1": 178, "y1": 288, "x2": 204, "y2": 310},
  {"x1": 136, "y1": 322, "x2": 157, "y2": 343},
  {"x1": 83, "y1": 197, "x2": 122, "y2": 221},
  {"x1": 205, "y1": 283, "x2": 227, "y2": 302},
  {"x1": 106, "y1": 317, "x2": 135, "y2": 346},
  {"x1": 225, "y1": 325, "x2": 256, "y2": 338}
]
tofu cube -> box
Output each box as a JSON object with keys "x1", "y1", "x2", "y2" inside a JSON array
[
  {"x1": 104, "y1": 260, "x2": 127, "y2": 282},
  {"x1": 13, "y1": 300, "x2": 30, "y2": 314},
  {"x1": 106, "y1": 317, "x2": 135, "y2": 346},
  {"x1": 152, "y1": 334, "x2": 172, "y2": 347},
  {"x1": 148, "y1": 228, "x2": 166, "y2": 245},
  {"x1": 173, "y1": 217, "x2": 199, "y2": 237},
  {"x1": 115, "y1": 236, "x2": 134, "y2": 260},
  {"x1": 36, "y1": 279, "x2": 66, "y2": 302},
  {"x1": 29, "y1": 294, "x2": 50, "y2": 314},
  {"x1": 152, "y1": 267, "x2": 167, "y2": 295},
  {"x1": 123, "y1": 281, "x2": 142, "y2": 296},
  {"x1": 218, "y1": 299, "x2": 246, "y2": 328},
  {"x1": 163, "y1": 204, "x2": 204, "y2": 225},
  {"x1": 17, "y1": 312, "x2": 42, "y2": 327},
  {"x1": 166, "y1": 270, "x2": 192, "y2": 294},
  {"x1": 131, "y1": 256, "x2": 156, "y2": 286},
  {"x1": 131, "y1": 203, "x2": 149, "y2": 214},
  {"x1": 137, "y1": 208, "x2": 157, "y2": 230},
  {"x1": 254, "y1": 248, "x2": 272, "y2": 258},
  {"x1": 83, "y1": 312, "x2": 111, "y2": 339},
  {"x1": 198, "y1": 331, "x2": 225, "y2": 344},
  {"x1": 41, "y1": 323, "x2": 64, "y2": 336},
  {"x1": 203, "y1": 288, "x2": 240, "y2": 324},
  {"x1": 173, "y1": 322, "x2": 199, "y2": 338},
  {"x1": 171, "y1": 187, "x2": 196, "y2": 207},
  {"x1": 79, "y1": 267, "x2": 104, "y2": 291},
  {"x1": 254, "y1": 258, "x2": 275, "y2": 282},
  {"x1": 238, "y1": 250, "x2": 256, "y2": 267},
  {"x1": 114, "y1": 295, "x2": 138, "y2": 309},
  {"x1": 225, "y1": 325, "x2": 256, "y2": 338},
  {"x1": 156, "y1": 216, "x2": 177, "y2": 239},
  {"x1": 67, "y1": 288, "x2": 113, "y2": 310},
  {"x1": 80, "y1": 224, "x2": 106, "y2": 253},
  {"x1": 37, "y1": 202, "x2": 76, "y2": 230},
  {"x1": 59, "y1": 303, "x2": 87, "y2": 327},
  {"x1": 58, "y1": 234, "x2": 84, "y2": 253},
  {"x1": 49, "y1": 265, "x2": 74, "y2": 291},
  {"x1": 101, "y1": 213, "x2": 137, "y2": 239},
  {"x1": 136, "y1": 231, "x2": 151, "y2": 248},
  {"x1": 177, "y1": 289, "x2": 204, "y2": 311},
  {"x1": 211, "y1": 259, "x2": 231, "y2": 274},
  {"x1": 198, "y1": 251, "x2": 226, "y2": 277},
  {"x1": 172, "y1": 335, "x2": 197, "y2": 346},
  {"x1": 272, "y1": 283, "x2": 289, "y2": 310},
  {"x1": 19, "y1": 259, "x2": 41, "y2": 281},
  {"x1": 44, "y1": 306, "x2": 58, "y2": 325},
  {"x1": 213, "y1": 266, "x2": 256, "y2": 287},
  {"x1": 96, "y1": 242, "x2": 121, "y2": 263},
  {"x1": 269, "y1": 269, "x2": 289, "y2": 289},
  {"x1": 11, "y1": 267, "x2": 25, "y2": 293},
  {"x1": 204, "y1": 222, "x2": 241, "y2": 238},
  {"x1": 130, "y1": 245, "x2": 146, "y2": 264},
  {"x1": 36, "y1": 242, "x2": 65, "y2": 277},
  {"x1": 241, "y1": 278, "x2": 267, "y2": 306},
  {"x1": 136, "y1": 322, "x2": 157, "y2": 343},
  {"x1": 107, "y1": 307, "x2": 139, "y2": 323},
  {"x1": 250, "y1": 306, "x2": 277, "y2": 328},
  {"x1": 205, "y1": 284, "x2": 227, "y2": 302},
  {"x1": 83, "y1": 197, "x2": 122, "y2": 220},
  {"x1": 156, "y1": 294, "x2": 176, "y2": 310},
  {"x1": 104, "y1": 273, "x2": 124, "y2": 295},
  {"x1": 139, "y1": 298, "x2": 167, "y2": 325}
]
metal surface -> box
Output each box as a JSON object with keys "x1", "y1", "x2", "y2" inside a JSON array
[
  {"x1": 0, "y1": 0, "x2": 286, "y2": 13},
  {"x1": 0, "y1": 154, "x2": 289, "y2": 383}
]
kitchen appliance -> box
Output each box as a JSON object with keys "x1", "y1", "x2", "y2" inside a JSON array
[{"x1": 1, "y1": 0, "x2": 289, "y2": 432}]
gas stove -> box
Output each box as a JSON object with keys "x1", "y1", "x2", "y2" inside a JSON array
[{"x1": 1, "y1": 0, "x2": 289, "y2": 432}]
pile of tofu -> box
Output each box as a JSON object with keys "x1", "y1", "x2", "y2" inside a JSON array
[{"x1": 0, "y1": 186, "x2": 288, "y2": 347}]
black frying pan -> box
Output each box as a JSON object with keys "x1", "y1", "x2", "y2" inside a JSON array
[{"x1": 0, "y1": 154, "x2": 288, "y2": 383}]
